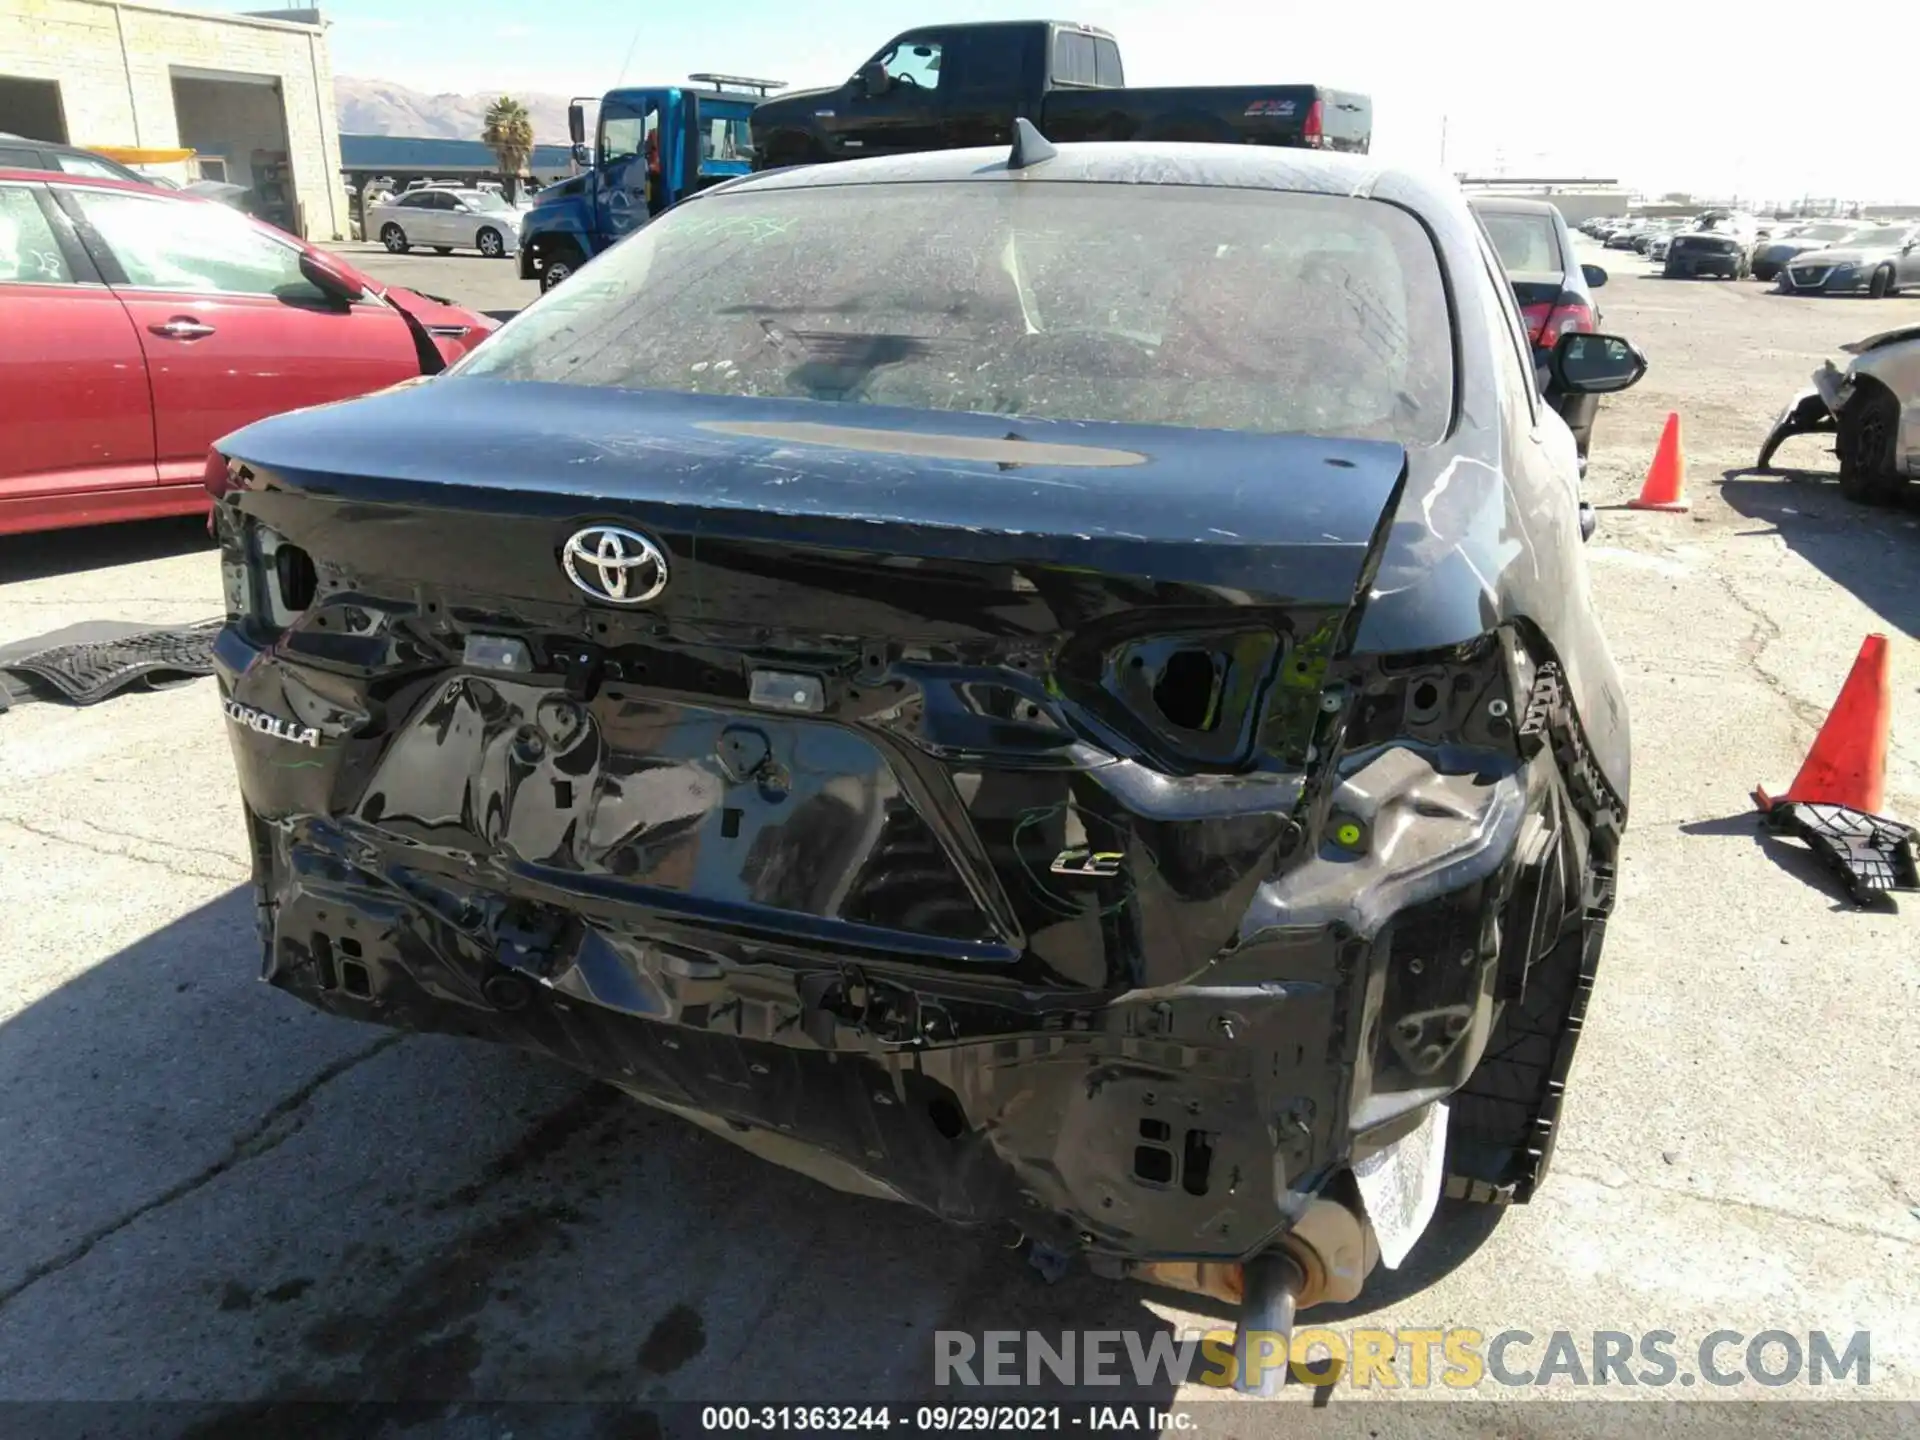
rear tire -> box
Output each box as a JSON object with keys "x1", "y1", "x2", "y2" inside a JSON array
[
  {"x1": 380, "y1": 223, "x2": 409, "y2": 254},
  {"x1": 1868, "y1": 265, "x2": 1895, "y2": 299},
  {"x1": 1836, "y1": 385, "x2": 1907, "y2": 506},
  {"x1": 537, "y1": 240, "x2": 583, "y2": 292}
]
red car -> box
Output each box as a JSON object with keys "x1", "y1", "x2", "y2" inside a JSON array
[{"x1": 0, "y1": 170, "x2": 497, "y2": 537}]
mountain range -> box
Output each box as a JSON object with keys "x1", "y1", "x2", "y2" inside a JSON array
[{"x1": 334, "y1": 77, "x2": 577, "y2": 144}]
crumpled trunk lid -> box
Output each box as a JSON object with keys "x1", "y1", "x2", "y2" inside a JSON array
[{"x1": 215, "y1": 382, "x2": 1407, "y2": 994}]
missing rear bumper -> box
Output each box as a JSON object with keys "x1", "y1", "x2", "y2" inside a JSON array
[{"x1": 250, "y1": 742, "x2": 1538, "y2": 1265}]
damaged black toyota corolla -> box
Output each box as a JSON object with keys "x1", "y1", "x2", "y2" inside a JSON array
[{"x1": 206, "y1": 131, "x2": 1643, "y2": 1375}]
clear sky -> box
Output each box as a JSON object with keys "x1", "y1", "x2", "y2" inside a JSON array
[{"x1": 316, "y1": 0, "x2": 1907, "y2": 203}]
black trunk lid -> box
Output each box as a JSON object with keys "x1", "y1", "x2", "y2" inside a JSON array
[{"x1": 217, "y1": 382, "x2": 1406, "y2": 992}]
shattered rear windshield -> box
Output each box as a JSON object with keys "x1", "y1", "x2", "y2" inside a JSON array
[{"x1": 457, "y1": 181, "x2": 1454, "y2": 445}]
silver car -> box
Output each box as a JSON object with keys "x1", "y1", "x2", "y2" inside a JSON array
[
  {"x1": 1749, "y1": 221, "x2": 1873, "y2": 282},
  {"x1": 1777, "y1": 225, "x2": 1920, "y2": 298},
  {"x1": 367, "y1": 187, "x2": 520, "y2": 259},
  {"x1": 1646, "y1": 224, "x2": 1684, "y2": 261}
]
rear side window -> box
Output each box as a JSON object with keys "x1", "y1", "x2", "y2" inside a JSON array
[
  {"x1": 0, "y1": 186, "x2": 73, "y2": 284},
  {"x1": 943, "y1": 27, "x2": 1026, "y2": 93},
  {"x1": 696, "y1": 101, "x2": 754, "y2": 161},
  {"x1": 1053, "y1": 31, "x2": 1097, "y2": 86},
  {"x1": 457, "y1": 181, "x2": 1454, "y2": 446},
  {"x1": 0, "y1": 144, "x2": 47, "y2": 171},
  {"x1": 1478, "y1": 211, "x2": 1563, "y2": 273},
  {"x1": 1093, "y1": 39, "x2": 1124, "y2": 86}
]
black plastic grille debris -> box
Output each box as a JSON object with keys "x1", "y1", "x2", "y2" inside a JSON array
[
  {"x1": 0, "y1": 619, "x2": 222, "y2": 708},
  {"x1": 1762, "y1": 801, "x2": 1920, "y2": 905}
]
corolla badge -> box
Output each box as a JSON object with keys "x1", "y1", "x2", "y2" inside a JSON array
[
  {"x1": 561, "y1": 525, "x2": 669, "y2": 605},
  {"x1": 224, "y1": 699, "x2": 320, "y2": 748}
]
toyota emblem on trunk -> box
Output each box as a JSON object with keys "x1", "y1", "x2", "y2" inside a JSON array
[{"x1": 561, "y1": 526, "x2": 669, "y2": 605}]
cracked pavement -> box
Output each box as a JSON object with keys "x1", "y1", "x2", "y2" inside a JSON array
[{"x1": 0, "y1": 242, "x2": 1915, "y2": 1423}]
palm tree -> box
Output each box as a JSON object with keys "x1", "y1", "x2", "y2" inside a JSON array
[{"x1": 482, "y1": 96, "x2": 535, "y2": 202}]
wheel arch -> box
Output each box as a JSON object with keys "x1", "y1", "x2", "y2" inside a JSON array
[{"x1": 526, "y1": 229, "x2": 587, "y2": 265}]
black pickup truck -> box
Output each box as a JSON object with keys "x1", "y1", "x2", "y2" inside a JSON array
[{"x1": 750, "y1": 20, "x2": 1370, "y2": 168}]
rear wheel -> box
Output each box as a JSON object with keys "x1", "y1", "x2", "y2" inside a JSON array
[
  {"x1": 1868, "y1": 264, "x2": 1895, "y2": 299},
  {"x1": 477, "y1": 226, "x2": 505, "y2": 259},
  {"x1": 1836, "y1": 385, "x2": 1907, "y2": 506},
  {"x1": 380, "y1": 223, "x2": 409, "y2": 254}
]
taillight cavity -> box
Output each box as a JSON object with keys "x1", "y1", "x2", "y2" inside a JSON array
[{"x1": 252, "y1": 524, "x2": 318, "y2": 626}]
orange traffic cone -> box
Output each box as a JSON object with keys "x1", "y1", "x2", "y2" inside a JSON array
[
  {"x1": 1752, "y1": 633, "x2": 1893, "y2": 815},
  {"x1": 1628, "y1": 412, "x2": 1689, "y2": 511}
]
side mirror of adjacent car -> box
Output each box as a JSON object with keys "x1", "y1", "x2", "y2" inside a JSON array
[
  {"x1": 568, "y1": 101, "x2": 586, "y2": 147},
  {"x1": 1581, "y1": 263, "x2": 1608, "y2": 289},
  {"x1": 299, "y1": 250, "x2": 364, "y2": 306},
  {"x1": 1550, "y1": 332, "x2": 1646, "y2": 394},
  {"x1": 571, "y1": 142, "x2": 590, "y2": 168},
  {"x1": 859, "y1": 62, "x2": 891, "y2": 98}
]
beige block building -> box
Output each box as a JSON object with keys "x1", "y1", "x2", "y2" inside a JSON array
[{"x1": 0, "y1": 0, "x2": 347, "y2": 240}]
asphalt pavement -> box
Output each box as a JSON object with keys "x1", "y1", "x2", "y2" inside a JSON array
[
  {"x1": 0, "y1": 235, "x2": 1916, "y2": 1427},
  {"x1": 341, "y1": 238, "x2": 537, "y2": 321}
]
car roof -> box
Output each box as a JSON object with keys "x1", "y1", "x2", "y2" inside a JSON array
[
  {"x1": 710, "y1": 140, "x2": 1421, "y2": 205},
  {"x1": 0, "y1": 166, "x2": 182, "y2": 194},
  {"x1": 0, "y1": 134, "x2": 98, "y2": 156},
  {"x1": 884, "y1": 18, "x2": 1116, "y2": 37},
  {"x1": 0, "y1": 167, "x2": 329, "y2": 255}
]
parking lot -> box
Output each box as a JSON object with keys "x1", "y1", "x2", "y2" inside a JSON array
[
  {"x1": 333, "y1": 238, "x2": 537, "y2": 320},
  {"x1": 1, "y1": 235, "x2": 1916, "y2": 1423}
]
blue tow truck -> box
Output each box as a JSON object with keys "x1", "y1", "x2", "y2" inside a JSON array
[{"x1": 517, "y1": 73, "x2": 783, "y2": 291}]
